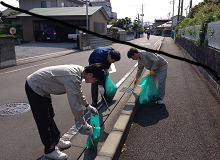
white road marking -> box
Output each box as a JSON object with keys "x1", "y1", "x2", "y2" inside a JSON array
[
  {"x1": 0, "y1": 59, "x2": 63, "y2": 75},
  {"x1": 140, "y1": 43, "x2": 151, "y2": 45}
]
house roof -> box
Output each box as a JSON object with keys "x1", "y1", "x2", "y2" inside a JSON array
[
  {"x1": 157, "y1": 21, "x2": 172, "y2": 28},
  {"x1": 155, "y1": 19, "x2": 170, "y2": 21},
  {"x1": 2, "y1": 8, "x2": 14, "y2": 15},
  {"x1": 18, "y1": 6, "x2": 110, "y2": 20},
  {"x1": 110, "y1": 27, "x2": 125, "y2": 31}
]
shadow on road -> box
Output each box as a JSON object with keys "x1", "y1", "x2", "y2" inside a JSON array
[{"x1": 133, "y1": 103, "x2": 169, "y2": 127}]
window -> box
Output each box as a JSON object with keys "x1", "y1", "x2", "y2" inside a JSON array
[{"x1": 41, "y1": 1, "x2": 51, "y2": 8}]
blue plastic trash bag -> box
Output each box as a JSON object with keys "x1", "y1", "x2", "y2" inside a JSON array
[
  {"x1": 86, "y1": 114, "x2": 101, "y2": 150},
  {"x1": 105, "y1": 75, "x2": 118, "y2": 101},
  {"x1": 138, "y1": 75, "x2": 161, "y2": 104}
]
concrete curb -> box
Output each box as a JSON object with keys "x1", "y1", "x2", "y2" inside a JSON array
[
  {"x1": 95, "y1": 85, "x2": 141, "y2": 160},
  {"x1": 95, "y1": 37, "x2": 164, "y2": 160}
]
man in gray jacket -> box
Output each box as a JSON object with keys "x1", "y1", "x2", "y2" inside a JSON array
[
  {"x1": 25, "y1": 63, "x2": 105, "y2": 160},
  {"x1": 127, "y1": 48, "x2": 168, "y2": 104}
]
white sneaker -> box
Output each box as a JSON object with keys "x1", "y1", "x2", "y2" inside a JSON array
[
  {"x1": 157, "y1": 100, "x2": 164, "y2": 105},
  {"x1": 57, "y1": 139, "x2": 71, "y2": 149},
  {"x1": 45, "y1": 149, "x2": 68, "y2": 160}
]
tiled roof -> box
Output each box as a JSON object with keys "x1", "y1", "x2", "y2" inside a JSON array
[{"x1": 18, "y1": 6, "x2": 105, "y2": 17}]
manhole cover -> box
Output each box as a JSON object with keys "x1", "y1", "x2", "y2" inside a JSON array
[{"x1": 0, "y1": 103, "x2": 30, "y2": 116}]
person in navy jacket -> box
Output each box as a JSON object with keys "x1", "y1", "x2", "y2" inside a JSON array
[{"x1": 88, "y1": 47, "x2": 121, "y2": 106}]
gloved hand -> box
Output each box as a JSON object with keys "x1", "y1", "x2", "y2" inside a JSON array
[
  {"x1": 83, "y1": 122, "x2": 93, "y2": 135},
  {"x1": 99, "y1": 85, "x2": 105, "y2": 95},
  {"x1": 134, "y1": 78, "x2": 138, "y2": 85},
  {"x1": 87, "y1": 104, "x2": 98, "y2": 116},
  {"x1": 149, "y1": 70, "x2": 155, "y2": 77}
]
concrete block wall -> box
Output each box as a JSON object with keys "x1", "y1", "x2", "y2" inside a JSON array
[
  {"x1": 90, "y1": 34, "x2": 112, "y2": 49},
  {"x1": 176, "y1": 37, "x2": 220, "y2": 92},
  {"x1": 79, "y1": 34, "x2": 91, "y2": 51},
  {"x1": 126, "y1": 34, "x2": 134, "y2": 41},
  {"x1": 0, "y1": 37, "x2": 17, "y2": 68},
  {"x1": 140, "y1": 33, "x2": 144, "y2": 38}
]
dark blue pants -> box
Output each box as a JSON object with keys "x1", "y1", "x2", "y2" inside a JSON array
[
  {"x1": 25, "y1": 81, "x2": 60, "y2": 154},
  {"x1": 91, "y1": 77, "x2": 107, "y2": 103}
]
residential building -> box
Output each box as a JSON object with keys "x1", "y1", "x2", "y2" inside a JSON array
[
  {"x1": 18, "y1": 6, "x2": 110, "y2": 41},
  {"x1": 89, "y1": 0, "x2": 117, "y2": 19},
  {"x1": 2, "y1": 8, "x2": 14, "y2": 15},
  {"x1": 19, "y1": 0, "x2": 84, "y2": 11},
  {"x1": 154, "y1": 19, "x2": 170, "y2": 28}
]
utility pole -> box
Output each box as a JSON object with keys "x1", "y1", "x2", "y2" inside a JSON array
[
  {"x1": 171, "y1": 0, "x2": 175, "y2": 30},
  {"x1": 177, "y1": 0, "x2": 181, "y2": 21},
  {"x1": 86, "y1": 0, "x2": 88, "y2": 31},
  {"x1": 181, "y1": 0, "x2": 184, "y2": 18},
  {"x1": 189, "y1": 0, "x2": 192, "y2": 13},
  {"x1": 140, "y1": 4, "x2": 144, "y2": 29}
]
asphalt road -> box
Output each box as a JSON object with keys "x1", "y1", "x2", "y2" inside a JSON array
[
  {"x1": 0, "y1": 35, "x2": 161, "y2": 159},
  {"x1": 15, "y1": 42, "x2": 77, "y2": 59}
]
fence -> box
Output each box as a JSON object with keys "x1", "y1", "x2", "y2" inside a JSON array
[
  {"x1": 178, "y1": 20, "x2": 220, "y2": 50},
  {"x1": 176, "y1": 36, "x2": 220, "y2": 93}
]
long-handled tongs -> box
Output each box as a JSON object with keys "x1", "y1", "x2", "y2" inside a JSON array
[
  {"x1": 89, "y1": 135, "x2": 97, "y2": 153},
  {"x1": 101, "y1": 94, "x2": 110, "y2": 111},
  {"x1": 130, "y1": 84, "x2": 136, "y2": 96}
]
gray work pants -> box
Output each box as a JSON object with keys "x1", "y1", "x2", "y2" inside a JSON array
[{"x1": 153, "y1": 65, "x2": 168, "y2": 99}]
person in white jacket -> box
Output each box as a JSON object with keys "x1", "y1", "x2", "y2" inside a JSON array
[
  {"x1": 25, "y1": 63, "x2": 105, "y2": 160},
  {"x1": 127, "y1": 48, "x2": 168, "y2": 104}
]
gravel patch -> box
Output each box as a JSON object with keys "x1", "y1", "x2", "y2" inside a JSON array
[{"x1": 15, "y1": 42, "x2": 77, "y2": 59}]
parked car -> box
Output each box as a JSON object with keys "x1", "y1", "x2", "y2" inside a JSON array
[{"x1": 42, "y1": 27, "x2": 68, "y2": 42}]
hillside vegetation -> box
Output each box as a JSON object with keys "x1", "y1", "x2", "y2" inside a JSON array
[
  {"x1": 176, "y1": 0, "x2": 220, "y2": 29},
  {"x1": 175, "y1": 0, "x2": 220, "y2": 48}
]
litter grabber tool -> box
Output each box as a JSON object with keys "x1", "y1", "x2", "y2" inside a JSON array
[
  {"x1": 130, "y1": 84, "x2": 136, "y2": 96},
  {"x1": 101, "y1": 94, "x2": 110, "y2": 111},
  {"x1": 89, "y1": 135, "x2": 97, "y2": 153}
]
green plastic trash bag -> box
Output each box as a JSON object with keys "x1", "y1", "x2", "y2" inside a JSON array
[
  {"x1": 138, "y1": 75, "x2": 149, "y2": 86},
  {"x1": 139, "y1": 75, "x2": 161, "y2": 104},
  {"x1": 105, "y1": 75, "x2": 118, "y2": 101},
  {"x1": 86, "y1": 114, "x2": 101, "y2": 150}
]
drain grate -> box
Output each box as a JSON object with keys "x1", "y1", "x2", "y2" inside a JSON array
[
  {"x1": 0, "y1": 103, "x2": 30, "y2": 116},
  {"x1": 119, "y1": 87, "x2": 133, "y2": 93}
]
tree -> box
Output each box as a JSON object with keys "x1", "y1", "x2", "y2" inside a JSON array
[
  {"x1": 110, "y1": 17, "x2": 132, "y2": 31},
  {"x1": 0, "y1": 23, "x2": 23, "y2": 40},
  {"x1": 124, "y1": 17, "x2": 132, "y2": 31},
  {"x1": 0, "y1": 10, "x2": 20, "y2": 24},
  {"x1": 132, "y1": 20, "x2": 144, "y2": 32}
]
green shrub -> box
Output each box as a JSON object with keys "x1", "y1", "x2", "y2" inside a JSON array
[
  {"x1": 0, "y1": 23, "x2": 23, "y2": 42},
  {"x1": 175, "y1": 1, "x2": 220, "y2": 48}
]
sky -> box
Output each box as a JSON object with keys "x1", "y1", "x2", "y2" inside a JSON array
[
  {"x1": 0, "y1": 0, "x2": 19, "y2": 11},
  {"x1": 0, "y1": 0, "x2": 204, "y2": 23},
  {"x1": 111, "y1": 0, "x2": 204, "y2": 22}
]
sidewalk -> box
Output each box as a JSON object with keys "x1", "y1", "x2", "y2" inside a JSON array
[{"x1": 96, "y1": 37, "x2": 220, "y2": 160}]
